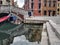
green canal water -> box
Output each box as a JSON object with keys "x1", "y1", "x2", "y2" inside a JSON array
[
  {"x1": 11, "y1": 24, "x2": 43, "y2": 45},
  {"x1": 0, "y1": 23, "x2": 43, "y2": 45},
  {"x1": 0, "y1": 32, "x2": 10, "y2": 45}
]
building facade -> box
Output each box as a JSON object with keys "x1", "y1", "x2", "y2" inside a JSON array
[
  {"x1": 42, "y1": 0, "x2": 57, "y2": 16},
  {"x1": 14, "y1": 1, "x2": 18, "y2": 7},
  {"x1": 24, "y1": 0, "x2": 57, "y2": 16},
  {"x1": 24, "y1": 0, "x2": 29, "y2": 10},
  {"x1": 0, "y1": 0, "x2": 14, "y2": 5},
  {"x1": 57, "y1": 0, "x2": 60, "y2": 15}
]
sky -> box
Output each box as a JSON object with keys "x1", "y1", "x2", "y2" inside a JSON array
[{"x1": 14, "y1": 0, "x2": 24, "y2": 8}]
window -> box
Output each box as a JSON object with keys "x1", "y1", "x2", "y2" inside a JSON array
[
  {"x1": 53, "y1": 1, "x2": 56, "y2": 7},
  {"x1": 44, "y1": 11, "x2": 47, "y2": 15},
  {"x1": 39, "y1": 3, "x2": 41, "y2": 9},
  {"x1": 44, "y1": 0, "x2": 47, "y2": 2},
  {"x1": 0, "y1": 1, "x2": 2, "y2": 4},
  {"x1": 52, "y1": 11, "x2": 56, "y2": 16},
  {"x1": 39, "y1": 0, "x2": 41, "y2": 1},
  {"x1": 31, "y1": 0, "x2": 33, "y2": 2},
  {"x1": 44, "y1": 0, "x2": 47, "y2": 7},
  {"x1": 58, "y1": 3, "x2": 60, "y2": 7},
  {"x1": 44, "y1": 3, "x2": 46, "y2": 6},
  {"x1": 57, "y1": 13, "x2": 59, "y2": 15},
  {"x1": 31, "y1": 10, "x2": 33, "y2": 12},
  {"x1": 53, "y1": 3, "x2": 55, "y2": 7},
  {"x1": 28, "y1": 11, "x2": 31, "y2": 16},
  {"x1": 49, "y1": 1, "x2": 51, "y2": 7},
  {"x1": 31, "y1": 3, "x2": 34, "y2": 9},
  {"x1": 58, "y1": 3, "x2": 59, "y2": 7},
  {"x1": 57, "y1": 8, "x2": 59, "y2": 11},
  {"x1": 48, "y1": 10, "x2": 51, "y2": 16},
  {"x1": 38, "y1": 10, "x2": 41, "y2": 13},
  {"x1": 6, "y1": 0, "x2": 10, "y2": 2},
  {"x1": 31, "y1": 0, "x2": 33, "y2": 1},
  {"x1": 58, "y1": 0, "x2": 60, "y2": 1}
]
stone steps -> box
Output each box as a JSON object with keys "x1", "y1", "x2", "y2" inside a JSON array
[
  {"x1": 40, "y1": 23, "x2": 48, "y2": 45},
  {"x1": 46, "y1": 22, "x2": 60, "y2": 45},
  {"x1": 41, "y1": 32, "x2": 48, "y2": 45},
  {"x1": 49, "y1": 20, "x2": 60, "y2": 39}
]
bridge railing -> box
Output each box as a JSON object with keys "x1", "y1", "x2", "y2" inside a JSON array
[
  {"x1": 25, "y1": 16, "x2": 60, "y2": 24},
  {"x1": 0, "y1": 5, "x2": 28, "y2": 15},
  {"x1": 0, "y1": 5, "x2": 28, "y2": 21},
  {"x1": 49, "y1": 20, "x2": 60, "y2": 39}
]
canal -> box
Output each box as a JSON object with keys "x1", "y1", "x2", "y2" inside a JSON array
[{"x1": 10, "y1": 23, "x2": 43, "y2": 45}]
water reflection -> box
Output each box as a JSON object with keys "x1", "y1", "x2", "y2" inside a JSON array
[
  {"x1": 25, "y1": 28, "x2": 42, "y2": 42},
  {"x1": 11, "y1": 35, "x2": 40, "y2": 45},
  {"x1": 11, "y1": 24, "x2": 43, "y2": 45},
  {"x1": 24, "y1": 24, "x2": 42, "y2": 42},
  {"x1": 0, "y1": 32, "x2": 10, "y2": 45}
]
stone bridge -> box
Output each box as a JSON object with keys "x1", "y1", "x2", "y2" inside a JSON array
[{"x1": 0, "y1": 5, "x2": 28, "y2": 21}]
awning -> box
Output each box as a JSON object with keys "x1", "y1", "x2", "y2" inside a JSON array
[{"x1": 0, "y1": 15, "x2": 10, "y2": 23}]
